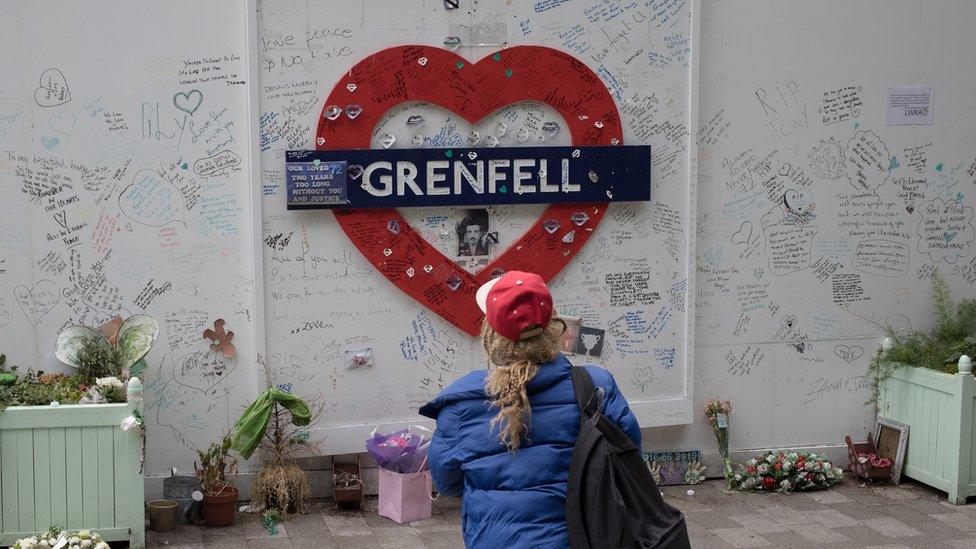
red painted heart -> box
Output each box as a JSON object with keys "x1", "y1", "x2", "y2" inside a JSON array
[{"x1": 317, "y1": 45, "x2": 622, "y2": 336}]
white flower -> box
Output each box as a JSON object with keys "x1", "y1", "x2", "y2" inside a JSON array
[
  {"x1": 94, "y1": 543, "x2": 110, "y2": 549},
  {"x1": 765, "y1": 454, "x2": 776, "y2": 464},
  {"x1": 782, "y1": 461, "x2": 793, "y2": 471},
  {"x1": 757, "y1": 463, "x2": 770, "y2": 474},
  {"x1": 69, "y1": 537, "x2": 80, "y2": 545},
  {"x1": 823, "y1": 461, "x2": 832, "y2": 470},
  {"x1": 95, "y1": 377, "x2": 124, "y2": 390},
  {"x1": 120, "y1": 415, "x2": 142, "y2": 431},
  {"x1": 780, "y1": 480, "x2": 792, "y2": 490},
  {"x1": 743, "y1": 477, "x2": 757, "y2": 489},
  {"x1": 746, "y1": 458, "x2": 757, "y2": 466},
  {"x1": 804, "y1": 461, "x2": 815, "y2": 470},
  {"x1": 734, "y1": 473, "x2": 742, "y2": 481},
  {"x1": 81, "y1": 540, "x2": 93, "y2": 548}
]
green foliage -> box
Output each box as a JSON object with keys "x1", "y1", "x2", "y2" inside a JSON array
[
  {"x1": 868, "y1": 270, "x2": 976, "y2": 404},
  {"x1": 197, "y1": 434, "x2": 237, "y2": 495},
  {"x1": 75, "y1": 339, "x2": 121, "y2": 381},
  {"x1": 0, "y1": 372, "x2": 89, "y2": 411}
]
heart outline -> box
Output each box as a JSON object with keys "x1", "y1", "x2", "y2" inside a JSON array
[
  {"x1": 834, "y1": 344, "x2": 864, "y2": 363},
  {"x1": 34, "y1": 68, "x2": 71, "y2": 107},
  {"x1": 317, "y1": 45, "x2": 621, "y2": 335},
  {"x1": 173, "y1": 90, "x2": 203, "y2": 116}
]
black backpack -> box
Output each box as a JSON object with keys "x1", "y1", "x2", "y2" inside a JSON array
[{"x1": 566, "y1": 367, "x2": 690, "y2": 549}]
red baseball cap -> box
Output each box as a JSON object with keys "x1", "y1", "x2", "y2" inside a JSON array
[{"x1": 476, "y1": 271, "x2": 553, "y2": 341}]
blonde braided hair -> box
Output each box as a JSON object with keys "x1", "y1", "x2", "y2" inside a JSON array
[{"x1": 482, "y1": 319, "x2": 563, "y2": 451}]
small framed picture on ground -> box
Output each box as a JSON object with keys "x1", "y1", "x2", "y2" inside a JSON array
[{"x1": 875, "y1": 418, "x2": 910, "y2": 485}]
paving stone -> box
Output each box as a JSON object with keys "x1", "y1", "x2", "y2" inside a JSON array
[
  {"x1": 945, "y1": 536, "x2": 976, "y2": 548},
  {"x1": 861, "y1": 517, "x2": 922, "y2": 538},
  {"x1": 681, "y1": 509, "x2": 743, "y2": 529},
  {"x1": 751, "y1": 503, "x2": 821, "y2": 525},
  {"x1": 930, "y1": 512, "x2": 976, "y2": 532},
  {"x1": 279, "y1": 511, "x2": 331, "y2": 538},
  {"x1": 827, "y1": 502, "x2": 890, "y2": 520},
  {"x1": 729, "y1": 513, "x2": 792, "y2": 534},
  {"x1": 323, "y1": 510, "x2": 370, "y2": 535},
  {"x1": 243, "y1": 519, "x2": 289, "y2": 539},
  {"x1": 807, "y1": 508, "x2": 860, "y2": 527},
  {"x1": 789, "y1": 523, "x2": 850, "y2": 544},
  {"x1": 409, "y1": 512, "x2": 464, "y2": 532},
  {"x1": 686, "y1": 522, "x2": 734, "y2": 548},
  {"x1": 710, "y1": 527, "x2": 773, "y2": 548},
  {"x1": 833, "y1": 525, "x2": 898, "y2": 546},
  {"x1": 806, "y1": 490, "x2": 854, "y2": 504},
  {"x1": 415, "y1": 528, "x2": 466, "y2": 549},
  {"x1": 433, "y1": 495, "x2": 462, "y2": 510},
  {"x1": 333, "y1": 528, "x2": 426, "y2": 548}
]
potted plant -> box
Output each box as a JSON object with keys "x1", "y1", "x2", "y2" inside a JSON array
[
  {"x1": 870, "y1": 271, "x2": 976, "y2": 503},
  {"x1": 196, "y1": 434, "x2": 239, "y2": 527},
  {"x1": 0, "y1": 316, "x2": 156, "y2": 548}
]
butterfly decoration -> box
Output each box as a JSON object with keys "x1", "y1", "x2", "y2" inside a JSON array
[
  {"x1": 56, "y1": 314, "x2": 159, "y2": 376},
  {"x1": 203, "y1": 319, "x2": 236, "y2": 358}
]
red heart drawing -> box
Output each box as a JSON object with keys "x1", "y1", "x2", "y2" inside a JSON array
[{"x1": 316, "y1": 45, "x2": 622, "y2": 336}]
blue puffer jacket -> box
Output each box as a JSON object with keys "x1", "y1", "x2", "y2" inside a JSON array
[{"x1": 419, "y1": 354, "x2": 641, "y2": 549}]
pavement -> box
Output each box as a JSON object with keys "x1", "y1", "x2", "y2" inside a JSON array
[{"x1": 143, "y1": 478, "x2": 976, "y2": 548}]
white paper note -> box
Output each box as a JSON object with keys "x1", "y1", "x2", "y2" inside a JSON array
[{"x1": 886, "y1": 86, "x2": 934, "y2": 125}]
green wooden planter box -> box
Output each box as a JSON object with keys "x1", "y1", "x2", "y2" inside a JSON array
[
  {"x1": 0, "y1": 378, "x2": 145, "y2": 548},
  {"x1": 878, "y1": 355, "x2": 975, "y2": 505}
]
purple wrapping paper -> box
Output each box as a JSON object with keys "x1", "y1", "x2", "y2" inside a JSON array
[{"x1": 365, "y1": 428, "x2": 431, "y2": 474}]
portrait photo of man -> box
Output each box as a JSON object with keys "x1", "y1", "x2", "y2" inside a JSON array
[{"x1": 456, "y1": 209, "x2": 490, "y2": 257}]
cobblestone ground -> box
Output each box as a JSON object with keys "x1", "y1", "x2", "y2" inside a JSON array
[{"x1": 141, "y1": 479, "x2": 976, "y2": 548}]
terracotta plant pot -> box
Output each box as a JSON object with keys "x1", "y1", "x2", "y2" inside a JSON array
[{"x1": 203, "y1": 485, "x2": 237, "y2": 527}]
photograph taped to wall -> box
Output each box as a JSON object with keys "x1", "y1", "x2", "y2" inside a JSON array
[
  {"x1": 456, "y1": 208, "x2": 491, "y2": 257},
  {"x1": 557, "y1": 315, "x2": 582, "y2": 355}
]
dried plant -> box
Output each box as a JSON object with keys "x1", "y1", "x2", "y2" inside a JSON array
[{"x1": 249, "y1": 357, "x2": 325, "y2": 516}]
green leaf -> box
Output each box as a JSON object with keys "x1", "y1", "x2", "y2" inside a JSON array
[
  {"x1": 55, "y1": 326, "x2": 112, "y2": 369},
  {"x1": 129, "y1": 358, "x2": 148, "y2": 377},
  {"x1": 116, "y1": 315, "x2": 159, "y2": 370}
]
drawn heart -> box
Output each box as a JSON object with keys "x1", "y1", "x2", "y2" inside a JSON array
[
  {"x1": 34, "y1": 68, "x2": 71, "y2": 107},
  {"x1": 173, "y1": 90, "x2": 203, "y2": 116},
  {"x1": 730, "y1": 221, "x2": 753, "y2": 245},
  {"x1": 49, "y1": 111, "x2": 76, "y2": 137},
  {"x1": 41, "y1": 136, "x2": 60, "y2": 150},
  {"x1": 834, "y1": 344, "x2": 864, "y2": 363},
  {"x1": 317, "y1": 45, "x2": 621, "y2": 335},
  {"x1": 173, "y1": 350, "x2": 238, "y2": 395},
  {"x1": 781, "y1": 315, "x2": 797, "y2": 330},
  {"x1": 888, "y1": 156, "x2": 899, "y2": 171},
  {"x1": 14, "y1": 279, "x2": 60, "y2": 327},
  {"x1": 944, "y1": 231, "x2": 958, "y2": 242}
]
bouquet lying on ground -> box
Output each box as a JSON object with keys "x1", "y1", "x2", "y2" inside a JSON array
[
  {"x1": 365, "y1": 426, "x2": 431, "y2": 474},
  {"x1": 15, "y1": 528, "x2": 109, "y2": 549},
  {"x1": 731, "y1": 450, "x2": 844, "y2": 493}
]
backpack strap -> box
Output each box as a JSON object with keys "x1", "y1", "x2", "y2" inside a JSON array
[{"x1": 570, "y1": 366, "x2": 601, "y2": 417}]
